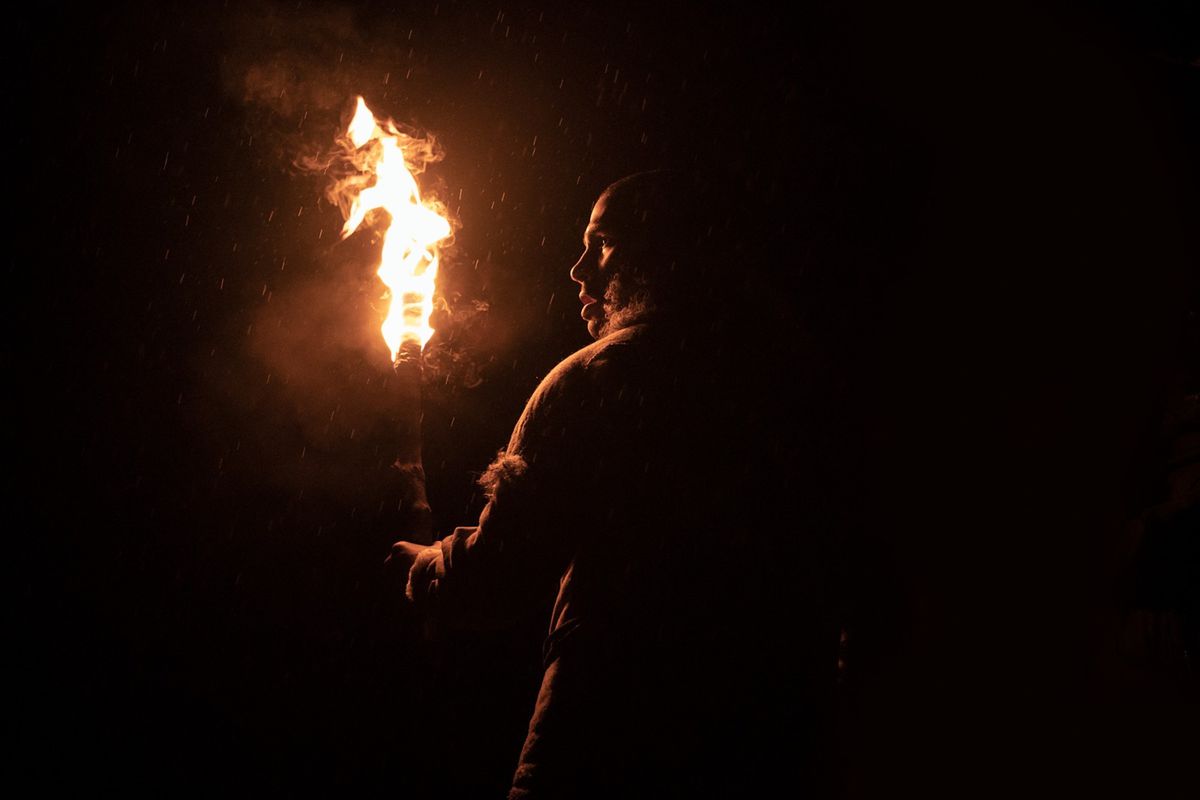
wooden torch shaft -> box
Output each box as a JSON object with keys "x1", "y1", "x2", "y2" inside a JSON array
[{"x1": 392, "y1": 340, "x2": 433, "y2": 545}]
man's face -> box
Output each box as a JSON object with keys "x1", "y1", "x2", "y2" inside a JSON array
[{"x1": 569, "y1": 192, "x2": 628, "y2": 339}]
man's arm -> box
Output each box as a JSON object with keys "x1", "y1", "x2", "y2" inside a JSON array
[{"x1": 388, "y1": 350, "x2": 604, "y2": 628}]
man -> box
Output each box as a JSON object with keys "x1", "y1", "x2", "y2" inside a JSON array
[{"x1": 388, "y1": 170, "x2": 829, "y2": 798}]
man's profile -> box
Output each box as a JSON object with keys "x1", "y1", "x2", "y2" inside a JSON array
[{"x1": 388, "y1": 170, "x2": 827, "y2": 799}]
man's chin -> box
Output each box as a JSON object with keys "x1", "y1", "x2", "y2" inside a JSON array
[{"x1": 586, "y1": 318, "x2": 606, "y2": 339}]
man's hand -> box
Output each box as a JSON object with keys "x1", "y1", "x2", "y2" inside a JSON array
[
  {"x1": 385, "y1": 540, "x2": 442, "y2": 605},
  {"x1": 385, "y1": 540, "x2": 425, "y2": 574}
]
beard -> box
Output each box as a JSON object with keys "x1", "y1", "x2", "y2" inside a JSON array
[{"x1": 598, "y1": 267, "x2": 657, "y2": 337}]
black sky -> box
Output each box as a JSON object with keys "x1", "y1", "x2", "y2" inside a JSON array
[{"x1": 16, "y1": 1, "x2": 1198, "y2": 796}]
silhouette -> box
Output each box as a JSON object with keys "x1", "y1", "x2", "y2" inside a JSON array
[{"x1": 387, "y1": 170, "x2": 833, "y2": 799}]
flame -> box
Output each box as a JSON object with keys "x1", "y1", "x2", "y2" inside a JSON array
[{"x1": 338, "y1": 96, "x2": 451, "y2": 355}]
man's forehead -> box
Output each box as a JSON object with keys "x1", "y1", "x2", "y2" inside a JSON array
[
  {"x1": 588, "y1": 194, "x2": 611, "y2": 225},
  {"x1": 587, "y1": 192, "x2": 631, "y2": 231}
]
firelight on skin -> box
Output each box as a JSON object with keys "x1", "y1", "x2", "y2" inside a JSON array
[{"x1": 570, "y1": 193, "x2": 623, "y2": 340}]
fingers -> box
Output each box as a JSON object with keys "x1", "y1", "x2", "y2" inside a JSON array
[
  {"x1": 387, "y1": 541, "x2": 425, "y2": 608},
  {"x1": 395, "y1": 542, "x2": 442, "y2": 608},
  {"x1": 386, "y1": 541, "x2": 440, "y2": 644},
  {"x1": 385, "y1": 540, "x2": 424, "y2": 572}
]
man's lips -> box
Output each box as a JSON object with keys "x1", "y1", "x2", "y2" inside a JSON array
[{"x1": 579, "y1": 291, "x2": 601, "y2": 320}]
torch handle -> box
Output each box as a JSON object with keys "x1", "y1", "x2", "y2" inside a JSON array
[
  {"x1": 391, "y1": 459, "x2": 433, "y2": 545},
  {"x1": 392, "y1": 341, "x2": 434, "y2": 545}
]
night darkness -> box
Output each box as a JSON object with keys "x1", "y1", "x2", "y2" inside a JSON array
[{"x1": 16, "y1": 1, "x2": 1199, "y2": 796}]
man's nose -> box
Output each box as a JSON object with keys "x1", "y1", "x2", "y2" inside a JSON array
[{"x1": 569, "y1": 251, "x2": 589, "y2": 285}]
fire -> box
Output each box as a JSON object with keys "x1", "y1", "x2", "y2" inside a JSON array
[{"x1": 338, "y1": 96, "x2": 452, "y2": 355}]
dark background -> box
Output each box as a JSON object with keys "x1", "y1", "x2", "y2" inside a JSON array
[{"x1": 15, "y1": 0, "x2": 1198, "y2": 796}]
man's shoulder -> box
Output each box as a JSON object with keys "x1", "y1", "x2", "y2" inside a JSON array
[
  {"x1": 543, "y1": 324, "x2": 648, "y2": 386},
  {"x1": 510, "y1": 326, "x2": 650, "y2": 444}
]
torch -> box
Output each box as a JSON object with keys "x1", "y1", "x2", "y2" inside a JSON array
[{"x1": 337, "y1": 97, "x2": 452, "y2": 546}]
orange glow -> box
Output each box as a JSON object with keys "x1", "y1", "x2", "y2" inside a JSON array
[{"x1": 337, "y1": 96, "x2": 451, "y2": 355}]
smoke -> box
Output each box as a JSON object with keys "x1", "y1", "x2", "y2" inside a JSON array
[
  {"x1": 223, "y1": 3, "x2": 371, "y2": 122},
  {"x1": 201, "y1": 0, "x2": 511, "y2": 504},
  {"x1": 314, "y1": 120, "x2": 445, "y2": 230},
  {"x1": 224, "y1": 1, "x2": 451, "y2": 213},
  {"x1": 224, "y1": 0, "x2": 492, "y2": 377}
]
